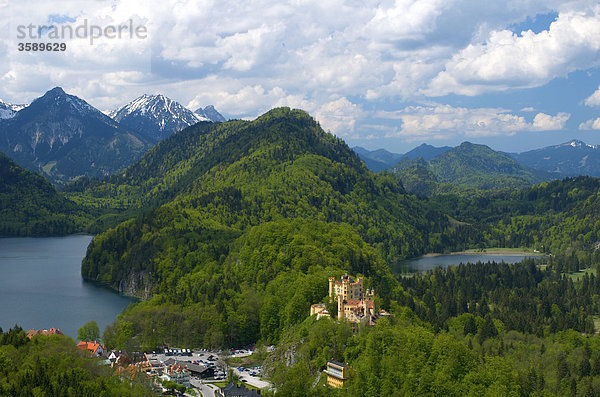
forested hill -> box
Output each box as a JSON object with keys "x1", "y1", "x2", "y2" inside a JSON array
[
  {"x1": 0, "y1": 152, "x2": 88, "y2": 236},
  {"x1": 80, "y1": 108, "x2": 465, "y2": 348},
  {"x1": 392, "y1": 141, "x2": 557, "y2": 195},
  {"x1": 70, "y1": 107, "x2": 373, "y2": 208},
  {"x1": 430, "y1": 176, "x2": 600, "y2": 258}
]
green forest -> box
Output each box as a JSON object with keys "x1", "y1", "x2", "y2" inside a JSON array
[
  {"x1": 0, "y1": 152, "x2": 92, "y2": 236},
  {"x1": 0, "y1": 326, "x2": 152, "y2": 396},
  {"x1": 4, "y1": 108, "x2": 600, "y2": 395}
]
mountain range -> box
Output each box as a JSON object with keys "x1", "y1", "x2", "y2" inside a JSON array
[
  {"x1": 2, "y1": 86, "x2": 600, "y2": 191},
  {"x1": 509, "y1": 140, "x2": 600, "y2": 177},
  {"x1": 0, "y1": 88, "x2": 225, "y2": 184},
  {"x1": 391, "y1": 142, "x2": 556, "y2": 196},
  {"x1": 353, "y1": 143, "x2": 452, "y2": 171},
  {"x1": 352, "y1": 147, "x2": 403, "y2": 172},
  {"x1": 0, "y1": 87, "x2": 152, "y2": 185},
  {"x1": 356, "y1": 140, "x2": 600, "y2": 181}
]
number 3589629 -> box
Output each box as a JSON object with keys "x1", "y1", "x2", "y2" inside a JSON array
[{"x1": 18, "y1": 43, "x2": 66, "y2": 51}]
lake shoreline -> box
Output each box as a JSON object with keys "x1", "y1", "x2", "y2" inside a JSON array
[{"x1": 420, "y1": 249, "x2": 543, "y2": 258}]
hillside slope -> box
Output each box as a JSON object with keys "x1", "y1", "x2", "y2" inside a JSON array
[{"x1": 0, "y1": 152, "x2": 88, "y2": 235}]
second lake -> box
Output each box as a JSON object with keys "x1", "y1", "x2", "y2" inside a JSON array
[{"x1": 394, "y1": 252, "x2": 544, "y2": 274}]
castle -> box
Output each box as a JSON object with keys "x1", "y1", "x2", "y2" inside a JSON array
[{"x1": 311, "y1": 274, "x2": 382, "y2": 325}]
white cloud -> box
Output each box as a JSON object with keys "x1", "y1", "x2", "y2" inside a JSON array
[
  {"x1": 427, "y1": 4, "x2": 600, "y2": 96},
  {"x1": 314, "y1": 97, "x2": 364, "y2": 137},
  {"x1": 0, "y1": 0, "x2": 594, "y2": 143},
  {"x1": 584, "y1": 85, "x2": 600, "y2": 106},
  {"x1": 378, "y1": 105, "x2": 569, "y2": 139},
  {"x1": 579, "y1": 118, "x2": 600, "y2": 130},
  {"x1": 532, "y1": 112, "x2": 570, "y2": 130}
]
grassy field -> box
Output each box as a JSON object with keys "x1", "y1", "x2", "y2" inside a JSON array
[
  {"x1": 42, "y1": 161, "x2": 56, "y2": 175},
  {"x1": 565, "y1": 267, "x2": 597, "y2": 283}
]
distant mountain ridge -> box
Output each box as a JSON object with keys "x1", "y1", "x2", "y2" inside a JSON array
[
  {"x1": 403, "y1": 143, "x2": 452, "y2": 160},
  {"x1": 510, "y1": 139, "x2": 600, "y2": 177},
  {"x1": 109, "y1": 94, "x2": 225, "y2": 143},
  {"x1": 195, "y1": 105, "x2": 226, "y2": 122},
  {"x1": 357, "y1": 140, "x2": 600, "y2": 179},
  {"x1": 0, "y1": 87, "x2": 152, "y2": 185},
  {"x1": 0, "y1": 99, "x2": 26, "y2": 119},
  {"x1": 391, "y1": 141, "x2": 557, "y2": 195},
  {"x1": 353, "y1": 143, "x2": 452, "y2": 172},
  {"x1": 352, "y1": 147, "x2": 403, "y2": 172}
]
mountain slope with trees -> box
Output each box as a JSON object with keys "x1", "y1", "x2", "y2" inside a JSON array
[
  {"x1": 392, "y1": 141, "x2": 558, "y2": 195},
  {"x1": 0, "y1": 152, "x2": 90, "y2": 236}
]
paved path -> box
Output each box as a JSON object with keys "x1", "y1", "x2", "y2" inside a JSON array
[
  {"x1": 190, "y1": 379, "x2": 218, "y2": 397},
  {"x1": 234, "y1": 368, "x2": 271, "y2": 389}
]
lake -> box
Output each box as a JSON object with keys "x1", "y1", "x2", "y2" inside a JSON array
[
  {"x1": 394, "y1": 253, "x2": 544, "y2": 274},
  {"x1": 0, "y1": 235, "x2": 137, "y2": 339}
]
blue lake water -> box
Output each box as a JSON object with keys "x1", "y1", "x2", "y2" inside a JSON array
[
  {"x1": 394, "y1": 253, "x2": 544, "y2": 274},
  {"x1": 0, "y1": 235, "x2": 137, "y2": 339}
]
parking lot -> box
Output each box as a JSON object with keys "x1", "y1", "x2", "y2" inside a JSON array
[
  {"x1": 146, "y1": 347, "x2": 271, "y2": 394},
  {"x1": 147, "y1": 349, "x2": 227, "y2": 379}
]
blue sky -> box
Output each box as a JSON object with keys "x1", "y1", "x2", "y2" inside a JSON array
[{"x1": 1, "y1": 0, "x2": 600, "y2": 154}]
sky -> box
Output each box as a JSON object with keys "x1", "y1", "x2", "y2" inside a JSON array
[{"x1": 1, "y1": 0, "x2": 600, "y2": 154}]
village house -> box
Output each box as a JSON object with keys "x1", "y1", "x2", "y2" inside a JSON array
[
  {"x1": 114, "y1": 364, "x2": 142, "y2": 381},
  {"x1": 324, "y1": 361, "x2": 348, "y2": 388},
  {"x1": 309, "y1": 303, "x2": 330, "y2": 319},
  {"x1": 161, "y1": 363, "x2": 191, "y2": 387},
  {"x1": 165, "y1": 358, "x2": 215, "y2": 379},
  {"x1": 76, "y1": 341, "x2": 106, "y2": 358}
]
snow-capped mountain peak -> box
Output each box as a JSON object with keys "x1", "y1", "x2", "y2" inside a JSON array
[
  {"x1": 0, "y1": 98, "x2": 27, "y2": 119},
  {"x1": 109, "y1": 94, "x2": 207, "y2": 142},
  {"x1": 109, "y1": 94, "x2": 226, "y2": 142},
  {"x1": 0, "y1": 87, "x2": 152, "y2": 184},
  {"x1": 560, "y1": 140, "x2": 598, "y2": 150}
]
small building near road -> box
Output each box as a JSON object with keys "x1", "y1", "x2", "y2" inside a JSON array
[
  {"x1": 216, "y1": 382, "x2": 261, "y2": 397},
  {"x1": 165, "y1": 358, "x2": 215, "y2": 379},
  {"x1": 161, "y1": 363, "x2": 191, "y2": 387},
  {"x1": 324, "y1": 361, "x2": 348, "y2": 388}
]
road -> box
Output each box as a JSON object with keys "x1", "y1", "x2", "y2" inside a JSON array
[
  {"x1": 190, "y1": 378, "x2": 219, "y2": 397},
  {"x1": 233, "y1": 367, "x2": 271, "y2": 389}
]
